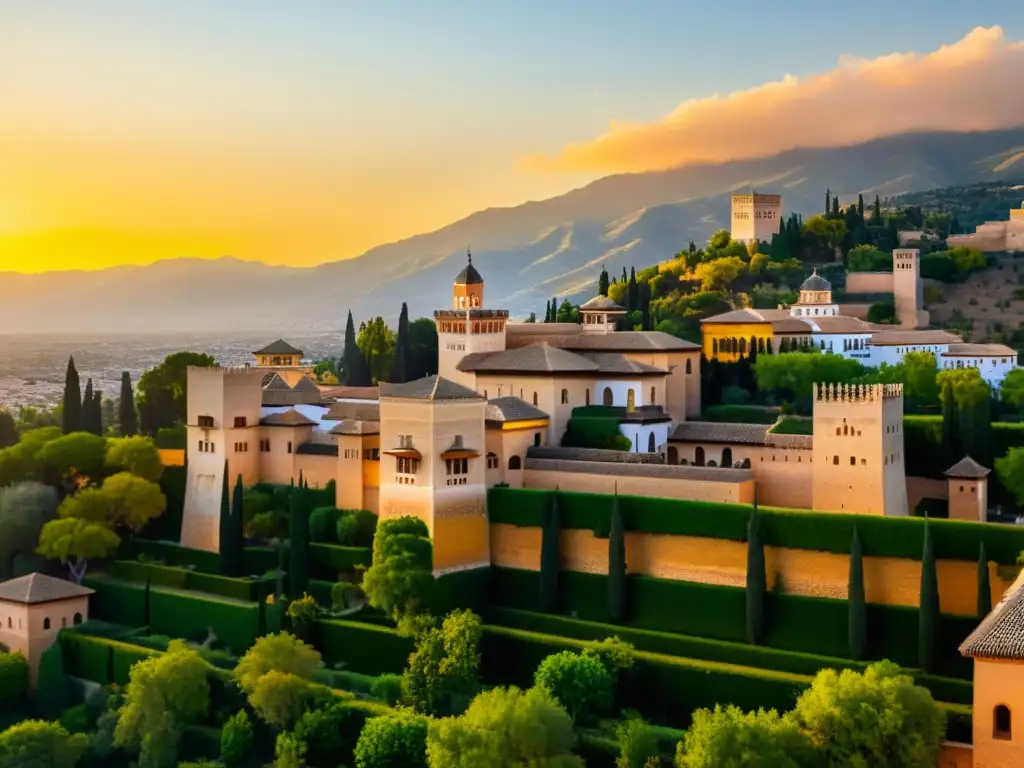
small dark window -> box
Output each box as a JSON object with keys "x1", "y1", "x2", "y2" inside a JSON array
[
  {"x1": 850, "y1": 456, "x2": 856, "y2": 466},
  {"x1": 233, "y1": 416, "x2": 247, "y2": 428},
  {"x1": 43, "y1": 617, "x2": 50, "y2": 630},
  {"x1": 994, "y1": 704, "x2": 1012, "y2": 740},
  {"x1": 73, "y1": 613, "x2": 83, "y2": 625},
  {"x1": 287, "y1": 441, "x2": 292, "y2": 454},
  {"x1": 833, "y1": 456, "x2": 839, "y2": 465},
  {"x1": 561, "y1": 389, "x2": 568, "y2": 405},
  {"x1": 533, "y1": 392, "x2": 538, "y2": 406},
  {"x1": 685, "y1": 359, "x2": 692, "y2": 374},
  {"x1": 508, "y1": 455, "x2": 522, "y2": 470},
  {"x1": 534, "y1": 433, "x2": 542, "y2": 447},
  {"x1": 198, "y1": 415, "x2": 214, "y2": 428}
]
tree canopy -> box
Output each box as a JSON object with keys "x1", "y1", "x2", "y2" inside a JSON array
[{"x1": 136, "y1": 351, "x2": 216, "y2": 436}]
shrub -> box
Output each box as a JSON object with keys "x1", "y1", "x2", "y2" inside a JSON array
[
  {"x1": 331, "y1": 581, "x2": 362, "y2": 611},
  {"x1": 219, "y1": 709, "x2": 253, "y2": 768},
  {"x1": 678, "y1": 705, "x2": 812, "y2": 768},
  {"x1": 616, "y1": 718, "x2": 660, "y2": 768},
  {"x1": 349, "y1": 509, "x2": 378, "y2": 547},
  {"x1": 316, "y1": 620, "x2": 413, "y2": 676},
  {"x1": 309, "y1": 506, "x2": 341, "y2": 543},
  {"x1": 287, "y1": 594, "x2": 322, "y2": 640},
  {"x1": 294, "y1": 701, "x2": 367, "y2": 768},
  {"x1": 0, "y1": 720, "x2": 89, "y2": 768},
  {"x1": 354, "y1": 712, "x2": 429, "y2": 768},
  {"x1": 336, "y1": 512, "x2": 359, "y2": 545},
  {"x1": 0, "y1": 652, "x2": 28, "y2": 707},
  {"x1": 370, "y1": 673, "x2": 404, "y2": 706},
  {"x1": 534, "y1": 650, "x2": 613, "y2": 723}
]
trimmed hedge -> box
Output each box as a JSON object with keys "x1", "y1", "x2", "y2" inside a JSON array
[
  {"x1": 59, "y1": 632, "x2": 159, "y2": 685},
  {"x1": 83, "y1": 574, "x2": 148, "y2": 626},
  {"x1": 310, "y1": 543, "x2": 372, "y2": 573},
  {"x1": 315, "y1": 619, "x2": 413, "y2": 676},
  {"x1": 487, "y1": 487, "x2": 1024, "y2": 564},
  {"x1": 702, "y1": 405, "x2": 780, "y2": 424},
  {"x1": 490, "y1": 568, "x2": 976, "y2": 679},
  {"x1": 148, "y1": 587, "x2": 260, "y2": 654},
  {"x1": 434, "y1": 567, "x2": 491, "y2": 615},
  {"x1": 120, "y1": 538, "x2": 221, "y2": 573},
  {"x1": 109, "y1": 561, "x2": 275, "y2": 603}
]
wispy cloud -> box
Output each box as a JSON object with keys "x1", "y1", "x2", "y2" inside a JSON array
[{"x1": 521, "y1": 27, "x2": 1024, "y2": 174}]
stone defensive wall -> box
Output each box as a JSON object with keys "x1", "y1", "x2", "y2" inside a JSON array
[{"x1": 845, "y1": 271, "x2": 896, "y2": 295}]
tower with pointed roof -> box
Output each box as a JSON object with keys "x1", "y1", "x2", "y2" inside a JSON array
[
  {"x1": 434, "y1": 250, "x2": 510, "y2": 388},
  {"x1": 946, "y1": 456, "x2": 990, "y2": 522}
]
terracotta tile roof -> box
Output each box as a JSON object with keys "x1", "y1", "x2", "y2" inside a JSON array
[
  {"x1": 511, "y1": 331, "x2": 699, "y2": 353},
  {"x1": 701, "y1": 309, "x2": 772, "y2": 325},
  {"x1": 485, "y1": 397, "x2": 549, "y2": 423},
  {"x1": 580, "y1": 353, "x2": 668, "y2": 376},
  {"x1": 324, "y1": 401, "x2": 380, "y2": 421},
  {"x1": 319, "y1": 386, "x2": 380, "y2": 401},
  {"x1": 379, "y1": 375, "x2": 483, "y2": 401},
  {"x1": 260, "y1": 410, "x2": 318, "y2": 427},
  {"x1": 870, "y1": 329, "x2": 962, "y2": 346},
  {"x1": 263, "y1": 373, "x2": 292, "y2": 391},
  {"x1": 961, "y1": 572, "x2": 1024, "y2": 660},
  {"x1": 669, "y1": 421, "x2": 773, "y2": 445},
  {"x1": 0, "y1": 573, "x2": 94, "y2": 604},
  {"x1": 811, "y1": 316, "x2": 877, "y2": 333},
  {"x1": 253, "y1": 339, "x2": 304, "y2": 356},
  {"x1": 945, "y1": 456, "x2": 991, "y2": 479},
  {"x1": 330, "y1": 419, "x2": 381, "y2": 436},
  {"x1": 580, "y1": 295, "x2": 626, "y2": 312},
  {"x1": 766, "y1": 433, "x2": 814, "y2": 449},
  {"x1": 527, "y1": 446, "x2": 665, "y2": 464},
  {"x1": 458, "y1": 344, "x2": 599, "y2": 374},
  {"x1": 945, "y1": 343, "x2": 1018, "y2": 357},
  {"x1": 526, "y1": 454, "x2": 755, "y2": 483}
]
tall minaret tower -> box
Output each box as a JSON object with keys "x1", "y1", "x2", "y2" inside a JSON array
[{"x1": 434, "y1": 250, "x2": 509, "y2": 388}]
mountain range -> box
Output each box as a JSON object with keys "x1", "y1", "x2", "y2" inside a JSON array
[{"x1": 3, "y1": 128, "x2": 1024, "y2": 334}]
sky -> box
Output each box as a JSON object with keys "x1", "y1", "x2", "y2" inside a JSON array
[{"x1": 2, "y1": 1, "x2": 1024, "y2": 273}]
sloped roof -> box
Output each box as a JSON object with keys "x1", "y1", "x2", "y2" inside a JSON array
[
  {"x1": 870, "y1": 329, "x2": 961, "y2": 346},
  {"x1": 455, "y1": 253, "x2": 484, "y2": 285},
  {"x1": 263, "y1": 373, "x2": 292, "y2": 391},
  {"x1": 505, "y1": 330, "x2": 699, "y2": 353},
  {"x1": 580, "y1": 295, "x2": 626, "y2": 312},
  {"x1": 379, "y1": 375, "x2": 483, "y2": 401},
  {"x1": 485, "y1": 397, "x2": 549, "y2": 423},
  {"x1": 260, "y1": 410, "x2": 317, "y2": 427},
  {"x1": 325, "y1": 401, "x2": 380, "y2": 422},
  {"x1": 961, "y1": 572, "x2": 1024, "y2": 660},
  {"x1": 669, "y1": 422, "x2": 772, "y2": 445},
  {"x1": 945, "y1": 456, "x2": 991, "y2": 479},
  {"x1": 945, "y1": 343, "x2": 1018, "y2": 357},
  {"x1": 0, "y1": 573, "x2": 94, "y2": 604},
  {"x1": 319, "y1": 386, "x2": 379, "y2": 401},
  {"x1": 458, "y1": 344, "x2": 599, "y2": 374},
  {"x1": 330, "y1": 419, "x2": 381, "y2": 436},
  {"x1": 290, "y1": 376, "x2": 320, "y2": 393},
  {"x1": 701, "y1": 309, "x2": 772, "y2": 325},
  {"x1": 580, "y1": 353, "x2": 668, "y2": 376},
  {"x1": 254, "y1": 339, "x2": 304, "y2": 356},
  {"x1": 811, "y1": 316, "x2": 876, "y2": 334}
]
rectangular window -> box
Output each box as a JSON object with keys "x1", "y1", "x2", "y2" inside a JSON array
[
  {"x1": 198, "y1": 415, "x2": 214, "y2": 428},
  {"x1": 446, "y1": 458, "x2": 468, "y2": 475},
  {"x1": 368, "y1": 448, "x2": 380, "y2": 461},
  {"x1": 397, "y1": 457, "x2": 419, "y2": 474},
  {"x1": 287, "y1": 441, "x2": 292, "y2": 454},
  {"x1": 233, "y1": 416, "x2": 247, "y2": 428}
]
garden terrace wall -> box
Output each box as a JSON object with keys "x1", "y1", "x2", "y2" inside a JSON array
[
  {"x1": 315, "y1": 619, "x2": 413, "y2": 676},
  {"x1": 110, "y1": 560, "x2": 276, "y2": 603}
]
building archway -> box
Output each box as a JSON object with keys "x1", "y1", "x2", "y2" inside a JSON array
[
  {"x1": 647, "y1": 433, "x2": 656, "y2": 452},
  {"x1": 508, "y1": 455, "x2": 522, "y2": 470},
  {"x1": 722, "y1": 447, "x2": 733, "y2": 467},
  {"x1": 603, "y1": 387, "x2": 613, "y2": 407},
  {"x1": 695, "y1": 447, "x2": 705, "y2": 466},
  {"x1": 667, "y1": 446, "x2": 678, "y2": 464},
  {"x1": 995, "y1": 704, "x2": 1012, "y2": 740}
]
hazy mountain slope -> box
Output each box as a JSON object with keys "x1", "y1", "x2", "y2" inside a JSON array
[{"x1": 2, "y1": 128, "x2": 1023, "y2": 334}]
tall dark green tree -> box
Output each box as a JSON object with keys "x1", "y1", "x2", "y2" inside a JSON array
[
  {"x1": 978, "y1": 542, "x2": 992, "y2": 618},
  {"x1": 608, "y1": 493, "x2": 627, "y2": 622},
  {"x1": 918, "y1": 522, "x2": 939, "y2": 673},
  {"x1": 289, "y1": 473, "x2": 310, "y2": 599},
  {"x1": 831, "y1": 196, "x2": 840, "y2": 219},
  {"x1": 873, "y1": 195, "x2": 882, "y2": 222},
  {"x1": 220, "y1": 472, "x2": 245, "y2": 577},
  {"x1": 745, "y1": 499, "x2": 766, "y2": 645},
  {"x1": 621, "y1": 266, "x2": 628, "y2": 284},
  {"x1": 81, "y1": 379, "x2": 95, "y2": 434},
  {"x1": 391, "y1": 302, "x2": 410, "y2": 383},
  {"x1": 0, "y1": 410, "x2": 18, "y2": 449},
  {"x1": 119, "y1": 371, "x2": 138, "y2": 436},
  {"x1": 598, "y1": 267, "x2": 610, "y2": 297},
  {"x1": 857, "y1": 193, "x2": 865, "y2": 217},
  {"x1": 62, "y1": 357, "x2": 82, "y2": 435},
  {"x1": 539, "y1": 492, "x2": 561, "y2": 613},
  {"x1": 627, "y1": 268, "x2": 638, "y2": 313},
  {"x1": 89, "y1": 389, "x2": 104, "y2": 435},
  {"x1": 342, "y1": 310, "x2": 370, "y2": 386},
  {"x1": 848, "y1": 528, "x2": 866, "y2": 660},
  {"x1": 825, "y1": 188, "x2": 831, "y2": 217},
  {"x1": 550, "y1": 297, "x2": 557, "y2": 323},
  {"x1": 544, "y1": 300, "x2": 551, "y2": 323}
]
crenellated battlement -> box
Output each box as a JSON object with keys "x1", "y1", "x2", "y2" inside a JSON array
[
  {"x1": 187, "y1": 365, "x2": 262, "y2": 377},
  {"x1": 813, "y1": 382, "x2": 903, "y2": 402}
]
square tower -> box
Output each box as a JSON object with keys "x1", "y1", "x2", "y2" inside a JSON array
[
  {"x1": 893, "y1": 249, "x2": 924, "y2": 328},
  {"x1": 731, "y1": 192, "x2": 782, "y2": 245},
  {"x1": 378, "y1": 376, "x2": 490, "y2": 574},
  {"x1": 811, "y1": 383, "x2": 908, "y2": 516},
  {"x1": 945, "y1": 456, "x2": 990, "y2": 522}
]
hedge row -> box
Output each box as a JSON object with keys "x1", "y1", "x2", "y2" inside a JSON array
[
  {"x1": 82, "y1": 574, "x2": 148, "y2": 627},
  {"x1": 489, "y1": 568, "x2": 975, "y2": 679},
  {"x1": 314, "y1": 619, "x2": 413, "y2": 676},
  {"x1": 309, "y1": 543, "x2": 372, "y2": 574},
  {"x1": 487, "y1": 487, "x2": 1024, "y2": 564},
  {"x1": 148, "y1": 587, "x2": 261, "y2": 655},
  {"x1": 110, "y1": 560, "x2": 276, "y2": 603},
  {"x1": 59, "y1": 632, "x2": 159, "y2": 686},
  {"x1": 120, "y1": 538, "x2": 221, "y2": 573}
]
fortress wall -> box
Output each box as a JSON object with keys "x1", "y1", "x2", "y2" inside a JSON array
[
  {"x1": 523, "y1": 464, "x2": 754, "y2": 504},
  {"x1": 907, "y1": 476, "x2": 949, "y2": 513},
  {"x1": 488, "y1": 523, "x2": 1009, "y2": 615},
  {"x1": 845, "y1": 272, "x2": 895, "y2": 294}
]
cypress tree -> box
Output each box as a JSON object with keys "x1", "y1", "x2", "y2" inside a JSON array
[
  {"x1": 551, "y1": 297, "x2": 557, "y2": 322},
  {"x1": 873, "y1": 195, "x2": 882, "y2": 222},
  {"x1": 978, "y1": 542, "x2": 992, "y2": 618},
  {"x1": 825, "y1": 188, "x2": 831, "y2": 217},
  {"x1": 848, "y1": 527, "x2": 866, "y2": 660},
  {"x1": 608, "y1": 493, "x2": 627, "y2": 622},
  {"x1": 391, "y1": 302, "x2": 410, "y2": 383},
  {"x1": 831, "y1": 196, "x2": 840, "y2": 219},
  {"x1": 627, "y1": 268, "x2": 638, "y2": 313},
  {"x1": 342, "y1": 311, "x2": 370, "y2": 386},
  {"x1": 218, "y1": 464, "x2": 232, "y2": 573},
  {"x1": 598, "y1": 267, "x2": 610, "y2": 297},
  {"x1": 918, "y1": 522, "x2": 939, "y2": 673},
  {"x1": 119, "y1": 371, "x2": 138, "y2": 436},
  {"x1": 539, "y1": 492, "x2": 560, "y2": 613},
  {"x1": 289, "y1": 473, "x2": 310, "y2": 599},
  {"x1": 61, "y1": 356, "x2": 82, "y2": 435},
  {"x1": 745, "y1": 500, "x2": 766, "y2": 645},
  {"x1": 857, "y1": 193, "x2": 865, "y2": 218},
  {"x1": 81, "y1": 379, "x2": 95, "y2": 434},
  {"x1": 89, "y1": 389, "x2": 103, "y2": 435},
  {"x1": 621, "y1": 266, "x2": 628, "y2": 284},
  {"x1": 220, "y1": 472, "x2": 245, "y2": 577}
]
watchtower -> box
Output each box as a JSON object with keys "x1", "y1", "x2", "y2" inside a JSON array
[
  {"x1": 893, "y1": 249, "x2": 925, "y2": 328},
  {"x1": 730, "y1": 192, "x2": 782, "y2": 245},
  {"x1": 811, "y1": 383, "x2": 908, "y2": 516}
]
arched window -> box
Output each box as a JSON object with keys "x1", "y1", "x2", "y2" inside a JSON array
[
  {"x1": 685, "y1": 358, "x2": 692, "y2": 374},
  {"x1": 486, "y1": 452, "x2": 499, "y2": 469},
  {"x1": 534, "y1": 433, "x2": 542, "y2": 447},
  {"x1": 508, "y1": 456, "x2": 522, "y2": 471},
  {"x1": 836, "y1": 427, "x2": 841, "y2": 436},
  {"x1": 73, "y1": 613, "x2": 82, "y2": 625},
  {"x1": 43, "y1": 617, "x2": 50, "y2": 630},
  {"x1": 647, "y1": 433, "x2": 656, "y2": 452},
  {"x1": 994, "y1": 705, "x2": 1012, "y2": 740},
  {"x1": 722, "y1": 448, "x2": 733, "y2": 467},
  {"x1": 650, "y1": 386, "x2": 656, "y2": 404},
  {"x1": 739, "y1": 338, "x2": 747, "y2": 356},
  {"x1": 603, "y1": 387, "x2": 613, "y2": 407},
  {"x1": 667, "y1": 446, "x2": 679, "y2": 465},
  {"x1": 695, "y1": 447, "x2": 705, "y2": 466},
  {"x1": 561, "y1": 389, "x2": 568, "y2": 405}
]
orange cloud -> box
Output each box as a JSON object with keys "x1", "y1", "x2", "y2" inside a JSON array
[{"x1": 522, "y1": 27, "x2": 1024, "y2": 174}]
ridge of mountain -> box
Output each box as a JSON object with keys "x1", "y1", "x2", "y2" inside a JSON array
[{"x1": 2, "y1": 128, "x2": 1023, "y2": 334}]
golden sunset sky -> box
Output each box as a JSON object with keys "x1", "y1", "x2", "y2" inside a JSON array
[{"x1": 1, "y1": 2, "x2": 1023, "y2": 273}]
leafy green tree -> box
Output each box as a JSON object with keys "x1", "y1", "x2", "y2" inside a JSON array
[
  {"x1": 36, "y1": 643, "x2": 76, "y2": 720},
  {"x1": 113, "y1": 640, "x2": 210, "y2": 768},
  {"x1": 919, "y1": 523, "x2": 939, "y2": 673},
  {"x1": 938, "y1": 368, "x2": 991, "y2": 466},
  {"x1": 848, "y1": 528, "x2": 866, "y2": 661},
  {"x1": 343, "y1": 310, "x2": 371, "y2": 386},
  {"x1": 407, "y1": 318, "x2": 439, "y2": 380},
  {"x1": 220, "y1": 472, "x2": 244, "y2": 577},
  {"x1": 97, "y1": 472, "x2": 167, "y2": 532},
  {"x1": 288, "y1": 479, "x2": 310, "y2": 599},
  {"x1": 846, "y1": 245, "x2": 890, "y2": 272},
  {"x1": 403, "y1": 609, "x2": 482, "y2": 716},
  {"x1": 362, "y1": 516, "x2": 434, "y2": 620},
  {"x1": 867, "y1": 300, "x2": 897, "y2": 324},
  {"x1": 582, "y1": 636, "x2": 635, "y2": 681},
  {"x1": 235, "y1": 633, "x2": 322, "y2": 728},
  {"x1": 119, "y1": 372, "x2": 138, "y2": 436},
  {"x1": 0, "y1": 428, "x2": 60, "y2": 487},
  {"x1": 37, "y1": 516, "x2": 120, "y2": 583},
  {"x1": 0, "y1": 481, "x2": 58, "y2": 579},
  {"x1": 978, "y1": 542, "x2": 992, "y2": 618},
  {"x1": 608, "y1": 494, "x2": 627, "y2": 622},
  {"x1": 791, "y1": 661, "x2": 945, "y2": 767},
  {"x1": 61, "y1": 356, "x2": 82, "y2": 435},
  {"x1": 616, "y1": 718, "x2": 659, "y2": 768},
  {"x1": 0, "y1": 720, "x2": 88, "y2": 768},
  {"x1": 694, "y1": 257, "x2": 746, "y2": 291},
  {"x1": 248, "y1": 670, "x2": 315, "y2": 729},
  {"x1": 0, "y1": 411, "x2": 17, "y2": 450},
  {"x1": 555, "y1": 299, "x2": 579, "y2": 323},
  {"x1": 753, "y1": 352, "x2": 867, "y2": 409},
  {"x1": 540, "y1": 493, "x2": 560, "y2": 613},
  {"x1": 39, "y1": 432, "x2": 108, "y2": 484},
  {"x1": 357, "y1": 317, "x2": 397, "y2": 384},
  {"x1": 533, "y1": 651, "x2": 613, "y2": 724},
  {"x1": 273, "y1": 731, "x2": 307, "y2": 768},
  {"x1": 294, "y1": 701, "x2": 366, "y2": 768},
  {"x1": 996, "y1": 448, "x2": 1024, "y2": 504},
  {"x1": 677, "y1": 704, "x2": 812, "y2": 768},
  {"x1": 0, "y1": 653, "x2": 27, "y2": 708},
  {"x1": 426, "y1": 686, "x2": 582, "y2": 768},
  {"x1": 745, "y1": 505, "x2": 766, "y2": 645},
  {"x1": 219, "y1": 709, "x2": 254, "y2": 768},
  {"x1": 105, "y1": 435, "x2": 163, "y2": 482},
  {"x1": 391, "y1": 302, "x2": 410, "y2": 383},
  {"x1": 354, "y1": 712, "x2": 429, "y2": 768},
  {"x1": 136, "y1": 351, "x2": 216, "y2": 436}
]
